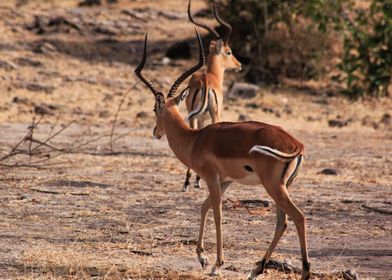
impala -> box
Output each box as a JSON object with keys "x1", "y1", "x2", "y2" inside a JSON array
[
  {"x1": 181, "y1": 0, "x2": 242, "y2": 191},
  {"x1": 134, "y1": 30, "x2": 310, "y2": 280}
]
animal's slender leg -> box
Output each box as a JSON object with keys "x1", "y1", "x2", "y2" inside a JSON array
[
  {"x1": 247, "y1": 207, "x2": 287, "y2": 279},
  {"x1": 193, "y1": 118, "x2": 205, "y2": 189},
  {"x1": 182, "y1": 169, "x2": 192, "y2": 192},
  {"x1": 196, "y1": 181, "x2": 231, "y2": 271},
  {"x1": 207, "y1": 180, "x2": 224, "y2": 276},
  {"x1": 194, "y1": 174, "x2": 201, "y2": 188},
  {"x1": 270, "y1": 185, "x2": 310, "y2": 280},
  {"x1": 182, "y1": 117, "x2": 198, "y2": 192}
]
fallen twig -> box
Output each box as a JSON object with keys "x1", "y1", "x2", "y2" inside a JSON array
[
  {"x1": 362, "y1": 204, "x2": 392, "y2": 215},
  {"x1": 30, "y1": 188, "x2": 89, "y2": 196},
  {"x1": 30, "y1": 188, "x2": 61, "y2": 194},
  {"x1": 265, "y1": 259, "x2": 359, "y2": 280},
  {"x1": 129, "y1": 249, "x2": 153, "y2": 256}
]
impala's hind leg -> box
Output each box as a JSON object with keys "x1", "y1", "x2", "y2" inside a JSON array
[
  {"x1": 273, "y1": 185, "x2": 310, "y2": 280},
  {"x1": 182, "y1": 169, "x2": 192, "y2": 192},
  {"x1": 249, "y1": 156, "x2": 309, "y2": 280},
  {"x1": 247, "y1": 207, "x2": 287, "y2": 279}
]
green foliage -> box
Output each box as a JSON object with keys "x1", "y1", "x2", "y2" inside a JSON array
[
  {"x1": 214, "y1": 0, "x2": 391, "y2": 98},
  {"x1": 215, "y1": 0, "x2": 348, "y2": 83},
  {"x1": 336, "y1": 1, "x2": 392, "y2": 98}
]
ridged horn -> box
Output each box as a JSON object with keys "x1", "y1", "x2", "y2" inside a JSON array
[
  {"x1": 212, "y1": 0, "x2": 232, "y2": 43},
  {"x1": 167, "y1": 28, "x2": 205, "y2": 98},
  {"x1": 134, "y1": 33, "x2": 160, "y2": 96},
  {"x1": 188, "y1": 0, "x2": 220, "y2": 39}
]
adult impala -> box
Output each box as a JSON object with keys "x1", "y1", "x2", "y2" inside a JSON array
[
  {"x1": 135, "y1": 30, "x2": 310, "y2": 280},
  {"x1": 182, "y1": 0, "x2": 242, "y2": 191}
]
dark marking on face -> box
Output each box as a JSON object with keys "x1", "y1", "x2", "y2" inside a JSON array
[{"x1": 244, "y1": 165, "x2": 253, "y2": 172}]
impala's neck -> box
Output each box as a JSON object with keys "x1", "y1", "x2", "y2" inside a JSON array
[
  {"x1": 163, "y1": 101, "x2": 196, "y2": 168},
  {"x1": 206, "y1": 54, "x2": 225, "y2": 89}
]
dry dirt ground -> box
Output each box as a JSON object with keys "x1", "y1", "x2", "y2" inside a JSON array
[{"x1": 1, "y1": 1, "x2": 392, "y2": 279}]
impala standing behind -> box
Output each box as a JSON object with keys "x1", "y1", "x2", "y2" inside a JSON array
[{"x1": 182, "y1": 0, "x2": 242, "y2": 191}]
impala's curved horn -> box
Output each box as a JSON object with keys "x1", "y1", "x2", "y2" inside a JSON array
[
  {"x1": 167, "y1": 28, "x2": 205, "y2": 98},
  {"x1": 188, "y1": 0, "x2": 220, "y2": 39},
  {"x1": 212, "y1": 0, "x2": 232, "y2": 43},
  {"x1": 135, "y1": 33, "x2": 160, "y2": 96}
]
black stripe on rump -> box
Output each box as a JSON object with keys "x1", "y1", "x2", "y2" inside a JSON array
[
  {"x1": 286, "y1": 154, "x2": 303, "y2": 187},
  {"x1": 191, "y1": 89, "x2": 200, "y2": 110}
]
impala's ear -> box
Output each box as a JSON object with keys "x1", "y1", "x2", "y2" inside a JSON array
[
  {"x1": 174, "y1": 87, "x2": 190, "y2": 105},
  {"x1": 210, "y1": 39, "x2": 223, "y2": 55}
]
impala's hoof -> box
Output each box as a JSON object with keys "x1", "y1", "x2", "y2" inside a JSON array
[
  {"x1": 247, "y1": 259, "x2": 265, "y2": 280},
  {"x1": 198, "y1": 254, "x2": 208, "y2": 270},
  {"x1": 182, "y1": 184, "x2": 189, "y2": 192},
  {"x1": 194, "y1": 181, "x2": 201, "y2": 188},
  {"x1": 247, "y1": 270, "x2": 257, "y2": 280},
  {"x1": 210, "y1": 266, "x2": 221, "y2": 277},
  {"x1": 301, "y1": 261, "x2": 310, "y2": 280},
  {"x1": 301, "y1": 270, "x2": 310, "y2": 280}
]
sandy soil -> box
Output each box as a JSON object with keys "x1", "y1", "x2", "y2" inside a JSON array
[{"x1": 0, "y1": 1, "x2": 391, "y2": 279}]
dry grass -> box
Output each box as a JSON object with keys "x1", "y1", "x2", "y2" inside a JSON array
[{"x1": 1, "y1": 0, "x2": 391, "y2": 280}]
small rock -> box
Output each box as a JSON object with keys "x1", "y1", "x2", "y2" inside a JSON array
[
  {"x1": 318, "y1": 168, "x2": 339, "y2": 175},
  {"x1": 161, "y1": 57, "x2": 171, "y2": 66},
  {"x1": 224, "y1": 264, "x2": 238, "y2": 272},
  {"x1": 95, "y1": 25, "x2": 119, "y2": 36},
  {"x1": 0, "y1": 60, "x2": 17, "y2": 71},
  {"x1": 20, "y1": 82, "x2": 55, "y2": 94},
  {"x1": 238, "y1": 114, "x2": 249, "y2": 121},
  {"x1": 306, "y1": 116, "x2": 317, "y2": 122},
  {"x1": 361, "y1": 115, "x2": 372, "y2": 126},
  {"x1": 34, "y1": 103, "x2": 58, "y2": 115},
  {"x1": 245, "y1": 102, "x2": 259, "y2": 109},
  {"x1": 136, "y1": 111, "x2": 148, "y2": 118},
  {"x1": 12, "y1": 96, "x2": 31, "y2": 105},
  {"x1": 79, "y1": 0, "x2": 101, "y2": 6},
  {"x1": 15, "y1": 57, "x2": 43, "y2": 68},
  {"x1": 283, "y1": 105, "x2": 293, "y2": 114},
  {"x1": 328, "y1": 119, "x2": 348, "y2": 128},
  {"x1": 380, "y1": 113, "x2": 391, "y2": 126},
  {"x1": 228, "y1": 82, "x2": 259, "y2": 99},
  {"x1": 35, "y1": 42, "x2": 57, "y2": 54},
  {"x1": 19, "y1": 194, "x2": 29, "y2": 200},
  {"x1": 99, "y1": 110, "x2": 110, "y2": 118}
]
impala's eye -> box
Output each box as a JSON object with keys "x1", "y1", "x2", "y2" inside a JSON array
[{"x1": 226, "y1": 51, "x2": 232, "y2": 56}]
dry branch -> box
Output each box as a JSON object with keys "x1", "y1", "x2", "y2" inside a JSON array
[
  {"x1": 0, "y1": 114, "x2": 103, "y2": 168},
  {"x1": 109, "y1": 81, "x2": 140, "y2": 151},
  {"x1": 265, "y1": 259, "x2": 359, "y2": 280}
]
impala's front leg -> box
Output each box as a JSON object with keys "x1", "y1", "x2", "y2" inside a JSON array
[
  {"x1": 197, "y1": 182, "x2": 231, "y2": 272},
  {"x1": 197, "y1": 195, "x2": 211, "y2": 269},
  {"x1": 207, "y1": 180, "x2": 224, "y2": 276}
]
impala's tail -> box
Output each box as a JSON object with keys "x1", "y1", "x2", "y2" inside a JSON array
[
  {"x1": 249, "y1": 145, "x2": 301, "y2": 162},
  {"x1": 186, "y1": 86, "x2": 209, "y2": 122}
]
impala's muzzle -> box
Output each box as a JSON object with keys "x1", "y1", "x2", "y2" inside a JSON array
[{"x1": 153, "y1": 127, "x2": 159, "y2": 139}]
